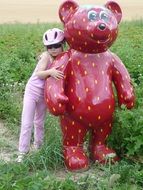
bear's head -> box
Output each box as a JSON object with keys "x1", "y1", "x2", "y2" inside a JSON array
[{"x1": 59, "y1": 0, "x2": 122, "y2": 53}]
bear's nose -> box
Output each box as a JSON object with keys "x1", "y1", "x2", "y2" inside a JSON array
[{"x1": 98, "y1": 23, "x2": 106, "y2": 31}]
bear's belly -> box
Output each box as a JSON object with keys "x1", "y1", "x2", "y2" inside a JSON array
[{"x1": 65, "y1": 76, "x2": 115, "y2": 126}]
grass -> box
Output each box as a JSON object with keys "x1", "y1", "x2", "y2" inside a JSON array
[{"x1": 0, "y1": 21, "x2": 143, "y2": 189}]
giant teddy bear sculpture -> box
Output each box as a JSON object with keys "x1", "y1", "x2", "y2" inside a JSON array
[{"x1": 45, "y1": 0, "x2": 135, "y2": 171}]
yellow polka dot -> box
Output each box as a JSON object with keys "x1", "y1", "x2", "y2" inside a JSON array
[
  {"x1": 77, "y1": 80, "x2": 80, "y2": 84},
  {"x1": 77, "y1": 60, "x2": 80, "y2": 65},
  {"x1": 78, "y1": 97, "x2": 81, "y2": 101},
  {"x1": 52, "y1": 107, "x2": 56, "y2": 112},
  {"x1": 59, "y1": 103, "x2": 62, "y2": 108},
  {"x1": 84, "y1": 54, "x2": 88, "y2": 58},
  {"x1": 95, "y1": 80, "x2": 98, "y2": 84},
  {"x1": 79, "y1": 116, "x2": 82, "y2": 120},
  {"x1": 91, "y1": 33, "x2": 94, "y2": 37},
  {"x1": 78, "y1": 129, "x2": 81, "y2": 133},
  {"x1": 72, "y1": 105, "x2": 75, "y2": 110},
  {"x1": 72, "y1": 121, "x2": 75, "y2": 125},
  {"x1": 97, "y1": 40, "x2": 100, "y2": 44},
  {"x1": 71, "y1": 71, "x2": 74, "y2": 75},
  {"x1": 84, "y1": 71, "x2": 87, "y2": 75},
  {"x1": 73, "y1": 149, "x2": 75, "y2": 153},
  {"x1": 109, "y1": 105, "x2": 111, "y2": 109},
  {"x1": 88, "y1": 106, "x2": 91, "y2": 111},
  {"x1": 98, "y1": 115, "x2": 101, "y2": 120},
  {"x1": 72, "y1": 136, "x2": 74, "y2": 139},
  {"x1": 78, "y1": 31, "x2": 81, "y2": 35},
  {"x1": 85, "y1": 88, "x2": 89, "y2": 92},
  {"x1": 71, "y1": 88, "x2": 73, "y2": 92},
  {"x1": 83, "y1": 18, "x2": 86, "y2": 22}
]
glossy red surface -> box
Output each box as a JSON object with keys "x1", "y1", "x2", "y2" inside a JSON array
[{"x1": 45, "y1": 0, "x2": 135, "y2": 171}]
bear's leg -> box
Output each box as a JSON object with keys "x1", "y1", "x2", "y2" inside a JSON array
[
  {"x1": 60, "y1": 115, "x2": 89, "y2": 171},
  {"x1": 89, "y1": 119, "x2": 120, "y2": 164}
]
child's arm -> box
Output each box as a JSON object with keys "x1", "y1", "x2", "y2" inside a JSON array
[{"x1": 35, "y1": 52, "x2": 64, "y2": 79}]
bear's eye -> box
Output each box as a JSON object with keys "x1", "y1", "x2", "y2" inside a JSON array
[
  {"x1": 88, "y1": 10, "x2": 98, "y2": 21},
  {"x1": 100, "y1": 11, "x2": 109, "y2": 22}
]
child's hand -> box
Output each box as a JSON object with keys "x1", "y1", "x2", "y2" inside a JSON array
[{"x1": 50, "y1": 68, "x2": 64, "y2": 79}]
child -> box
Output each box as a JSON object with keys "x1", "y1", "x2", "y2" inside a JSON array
[{"x1": 16, "y1": 28, "x2": 65, "y2": 162}]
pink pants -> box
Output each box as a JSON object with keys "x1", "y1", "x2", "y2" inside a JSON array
[{"x1": 18, "y1": 85, "x2": 47, "y2": 153}]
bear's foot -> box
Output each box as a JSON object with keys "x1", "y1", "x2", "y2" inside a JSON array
[
  {"x1": 90, "y1": 145, "x2": 120, "y2": 164},
  {"x1": 63, "y1": 146, "x2": 89, "y2": 171}
]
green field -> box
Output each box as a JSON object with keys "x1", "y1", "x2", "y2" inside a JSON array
[{"x1": 0, "y1": 21, "x2": 143, "y2": 189}]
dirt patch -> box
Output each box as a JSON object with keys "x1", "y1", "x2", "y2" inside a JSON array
[{"x1": 0, "y1": 120, "x2": 18, "y2": 162}]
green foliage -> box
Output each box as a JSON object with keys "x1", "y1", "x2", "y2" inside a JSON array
[{"x1": 0, "y1": 21, "x2": 143, "y2": 189}]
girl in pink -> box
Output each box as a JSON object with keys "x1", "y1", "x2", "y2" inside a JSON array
[{"x1": 16, "y1": 28, "x2": 65, "y2": 162}]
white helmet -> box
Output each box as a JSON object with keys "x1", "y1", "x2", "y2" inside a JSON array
[{"x1": 43, "y1": 28, "x2": 65, "y2": 46}]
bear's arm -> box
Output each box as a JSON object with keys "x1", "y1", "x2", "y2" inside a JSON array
[
  {"x1": 111, "y1": 53, "x2": 135, "y2": 109},
  {"x1": 44, "y1": 51, "x2": 70, "y2": 115}
]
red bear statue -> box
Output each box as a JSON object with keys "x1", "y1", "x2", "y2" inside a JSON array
[{"x1": 45, "y1": 0, "x2": 135, "y2": 171}]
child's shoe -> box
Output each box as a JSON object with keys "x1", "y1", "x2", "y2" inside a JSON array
[{"x1": 16, "y1": 152, "x2": 26, "y2": 163}]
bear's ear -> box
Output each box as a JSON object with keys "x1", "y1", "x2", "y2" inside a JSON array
[
  {"x1": 105, "y1": 1, "x2": 122, "y2": 23},
  {"x1": 59, "y1": 0, "x2": 78, "y2": 24}
]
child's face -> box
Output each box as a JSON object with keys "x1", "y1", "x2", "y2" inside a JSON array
[{"x1": 47, "y1": 43, "x2": 63, "y2": 57}]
